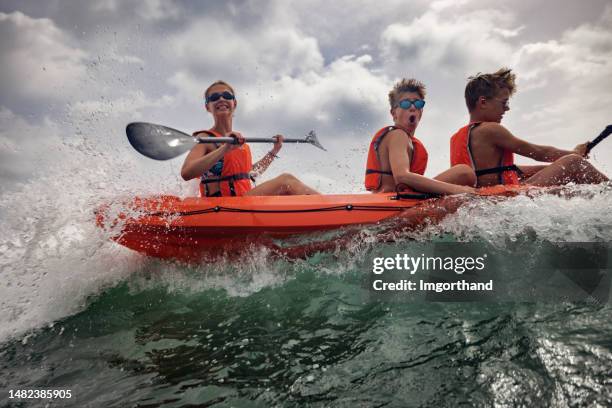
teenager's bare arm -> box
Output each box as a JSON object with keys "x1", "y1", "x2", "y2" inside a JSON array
[
  {"x1": 181, "y1": 144, "x2": 230, "y2": 181},
  {"x1": 387, "y1": 131, "x2": 473, "y2": 195},
  {"x1": 252, "y1": 152, "x2": 277, "y2": 176},
  {"x1": 483, "y1": 123, "x2": 575, "y2": 162}
]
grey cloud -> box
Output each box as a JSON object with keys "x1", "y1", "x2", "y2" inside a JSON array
[
  {"x1": 0, "y1": 108, "x2": 63, "y2": 192},
  {"x1": 0, "y1": 12, "x2": 88, "y2": 109},
  {"x1": 1, "y1": 0, "x2": 611, "y2": 197},
  {"x1": 380, "y1": 10, "x2": 516, "y2": 76},
  {"x1": 0, "y1": 0, "x2": 273, "y2": 40},
  {"x1": 163, "y1": 19, "x2": 324, "y2": 84},
  {"x1": 287, "y1": 0, "x2": 430, "y2": 64}
]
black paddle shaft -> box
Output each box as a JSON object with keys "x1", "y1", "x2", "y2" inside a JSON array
[{"x1": 586, "y1": 124, "x2": 612, "y2": 153}]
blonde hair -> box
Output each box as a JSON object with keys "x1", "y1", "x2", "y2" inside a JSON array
[
  {"x1": 204, "y1": 80, "x2": 236, "y2": 100},
  {"x1": 388, "y1": 78, "x2": 426, "y2": 108},
  {"x1": 465, "y1": 68, "x2": 516, "y2": 112}
]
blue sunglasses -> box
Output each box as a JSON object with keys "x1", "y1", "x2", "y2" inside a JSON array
[
  {"x1": 398, "y1": 99, "x2": 426, "y2": 110},
  {"x1": 206, "y1": 91, "x2": 235, "y2": 103}
]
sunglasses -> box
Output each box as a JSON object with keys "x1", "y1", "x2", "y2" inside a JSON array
[
  {"x1": 205, "y1": 91, "x2": 235, "y2": 103},
  {"x1": 397, "y1": 99, "x2": 426, "y2": 110}
]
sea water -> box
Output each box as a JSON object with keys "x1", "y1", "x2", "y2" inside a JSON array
[{"x1": 1, "y1": 155, "x2": 612, "y2": 407}]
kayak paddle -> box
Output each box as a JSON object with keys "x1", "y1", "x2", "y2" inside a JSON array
[
  {"x1": 586, "y1": 124, "x2": 612, "y2": 153},
  {"x1": 126, "y1": 122, "x2": 326, "y2": 161}
]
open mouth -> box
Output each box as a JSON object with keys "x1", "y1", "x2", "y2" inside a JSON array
[{"x1": 409, "y1": 115, "x2": 416, "y2": 124}]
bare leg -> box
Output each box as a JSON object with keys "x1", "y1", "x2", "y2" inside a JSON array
[
  {"x1": 245, "y1": 173, "x2": 320, "y2": 196},
  {"x1": 525, "y1": 154, "x2": 608, "y2": 187},
  {"x1": 434, "y1": 164, "x2": 476, "y2": 186}
]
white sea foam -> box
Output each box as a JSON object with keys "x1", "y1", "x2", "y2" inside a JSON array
[
  {"x1": 0, "y1": 131, "x2": 195, "y2": 344},
  {"x1": 425, "y1": 183, "x2": 612, "y2": 244},
  {"x1": 1, "y1": 151, "x2": 611, "y2": 345}
]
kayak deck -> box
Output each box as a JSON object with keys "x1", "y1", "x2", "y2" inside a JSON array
[{"x1": 96, "y1": 185, "x2": 525, "y2": 261}]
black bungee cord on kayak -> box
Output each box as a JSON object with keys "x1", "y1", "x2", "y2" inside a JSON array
[
  {"x1": 144, "y1": 177, "x2": 444, "y2": 218},
  {"x1": 147, "y1": 196, "x2": 433, "y2": 218}
]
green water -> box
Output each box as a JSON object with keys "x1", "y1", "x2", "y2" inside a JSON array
[
  {"x1": 3, "y1": 184, "x2": 612, "y2": 407},
  {"x1": 2, "y1": 246, "x2": 611, "y2": 407}
]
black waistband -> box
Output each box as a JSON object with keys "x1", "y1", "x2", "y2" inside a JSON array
[
  {"x1": 200, "y1": 173, "x2": 252, "y2": 184},
  {"x1": 475, "y1": 164, "x2": 523, "y2": 177},
  {"x1": 366, "y1": 168, "x2": 393, "y2": 176}
]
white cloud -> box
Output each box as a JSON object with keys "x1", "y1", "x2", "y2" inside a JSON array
[
  {"x1": 0, "y1": 11, "x2": 88, "y2": 101},
  {"x1": 240, "y1": 54, "x2": 388, "y2": 129},
  {"x1": 516, "y1": 21, "x2": 612, "y2": 83},
  {"x1": 380, "y1": 8, "x2": 517, "y2": 75},
  {"x1": 0, "y1": 10, "x2": 149, "y2": 116},
  {"x1": 165, "y1": 18, "x2": 324, "y2": 88},
  {"x1": 494, "y1": 26, "x2": 525, "y2": 38},
  {"x1": 431, "y1": 0, "x2": 472, "y2": 12},
  {"x1": 167, "y1": 52, "x2": 391, "y2": 137},
  {"x1": 511, "y1": 9, "x2": 612, "y2": 142},
  {"x1": 163, "y1": 14, "x2": 390, "y2": 142}
]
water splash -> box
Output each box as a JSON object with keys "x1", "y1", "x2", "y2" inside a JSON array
[{"x1": 2, "y1": 177, "x2": 611, "y2": 345}]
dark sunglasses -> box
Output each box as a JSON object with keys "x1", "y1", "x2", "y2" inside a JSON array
[
  {"x1": 205, "y1": 91, "x2": 235, "y2": 103},
  {"x1": 397, "y1": 99, "x2": 425, "y2": 110}
]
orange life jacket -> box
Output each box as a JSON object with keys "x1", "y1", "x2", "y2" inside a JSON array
[
  {"x1": 450, "y1": 122, "x2": 522, "y2": 185},
  {"x1": 193, "y1": 129, "x2": 253, "y2": 197},
  {"x1": 365, "y1": 125, "x2": 428, "y2": 191}
]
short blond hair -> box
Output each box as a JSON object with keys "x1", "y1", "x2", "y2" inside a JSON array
[
  {"x1": 388, "y1": 78, "x2": 426, "y2": 108},
  {"x1": 465, "y1": 68, "x2": 516, "y2": 112},
  {"x1": 204, "y1": 80, "x2": 236, "y2": 100}
]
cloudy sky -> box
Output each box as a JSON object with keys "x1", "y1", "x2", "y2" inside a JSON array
[{"x1": 1, "y1": 0, "x2": 611, "y2": 195}]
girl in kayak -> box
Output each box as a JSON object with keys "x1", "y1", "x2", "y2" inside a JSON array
[
  {"x1": 365, "y1": 78, "x2": 476, "y2": 195},
  {"x1": 181, "y1": 81, "x2": 319, "y2": 197},
  {"x1": 450, "y1": 68, "x2": 608, "y2": 187}
]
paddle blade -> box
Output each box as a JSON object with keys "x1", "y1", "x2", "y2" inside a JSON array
[
  {"x1": 305, "y1": 130, "x2": 327, "y2": 151},
  {"x1": 126, "y1": 122, "x2": 195, "y2": 160}
]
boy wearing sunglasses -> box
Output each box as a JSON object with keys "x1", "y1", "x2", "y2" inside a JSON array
[
  {"x1": 365, "y1": 78, "x2": 476, "y2": 195},
  {"x1": 450, "y1": 68, "x2": 608, "y2": 187}
]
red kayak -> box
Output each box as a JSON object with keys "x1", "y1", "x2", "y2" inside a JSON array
[{"x1": 95, "y1": 185, "x2": 527, "y2": 262}]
